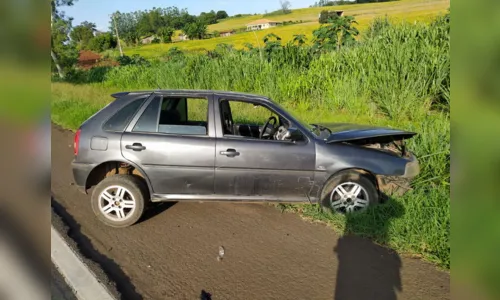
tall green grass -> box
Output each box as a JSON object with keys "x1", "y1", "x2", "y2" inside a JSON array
[{"x1": 51, "y1": 14, "x2": 450, "y2": 268}]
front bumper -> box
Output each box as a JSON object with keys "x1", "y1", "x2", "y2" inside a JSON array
[
  {"x1": 71, "y1": 160, "x2": 96, "y2": 194},
  {"x1": 376, "y1": 153, "x2": 420, "y2": 197}
]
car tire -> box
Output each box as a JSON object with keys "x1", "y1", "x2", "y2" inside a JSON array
[
  {"x1": 320, "y1": 170, "x2": 379, "y2": 214},
  {"x1": 91, "y1": 175, "x2": 149, "y2": 228}
]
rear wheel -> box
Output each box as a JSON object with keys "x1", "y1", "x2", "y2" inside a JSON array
[
  {"x1": 320, "y1": 170, "x2": 378, "y2": 214},
  {"x1": 91, "y1": 175, "x2": 148, "y2": 228}
]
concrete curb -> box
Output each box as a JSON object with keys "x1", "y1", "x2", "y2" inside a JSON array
[{"x1": 51, "y1": 226, "x2": 116, "y2": 300}]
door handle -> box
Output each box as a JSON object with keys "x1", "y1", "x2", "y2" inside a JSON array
[
  {"x1": 125, "y1": 143, "x2": 146, "y2": 151},
  {"x1": 220, "y1": 149, "x2": 240, "y2": 157}
]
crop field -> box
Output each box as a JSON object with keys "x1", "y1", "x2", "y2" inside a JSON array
[
  {"x1": 122, "y1": 0, "x2": 449, "y2": 57},
  {"x1": 51, "y1": 7, "x2": 450, "y2": 270}
]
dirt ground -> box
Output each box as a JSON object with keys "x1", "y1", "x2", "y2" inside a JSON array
[{"x1": 51, "y1": 124, "x2": 449, "y2": 300}]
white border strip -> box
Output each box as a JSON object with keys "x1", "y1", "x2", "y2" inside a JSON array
[{"x1": 51, "y1": 226, "x2": 116, "y2": 300}]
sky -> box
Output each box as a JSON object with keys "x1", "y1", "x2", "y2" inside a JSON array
[{"x1": 63, "y1": 0, "x2": 314, "y2": 31}]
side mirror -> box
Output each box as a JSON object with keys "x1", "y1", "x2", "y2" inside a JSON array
[{"x1": 285, "y1": 127, "x2": 304, "y2": 142}]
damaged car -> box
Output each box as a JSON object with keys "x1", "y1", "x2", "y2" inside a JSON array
[{"x1": 71, "y1": 90, "x2": 420, "y2": 228}]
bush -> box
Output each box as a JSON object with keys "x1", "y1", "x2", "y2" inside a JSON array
[
  {"x1": 162, "y1": 47, "x2": 185, "y2": 61},
  {"x1": 101, "y1": 49, "x2": 120, "y2": 60},
  {"x1": 117, "y1": 54, "x2": 150, "y2": 66},
  {"x1": 319, "y1": 10, "x2": 341, "y2": 24},
  {"x1": 87, "y1": 33, "x2": 117, "y2": 52},
  {"x1": 264, "y1": 9, "x2": 291, "y2": 17},
  {"x1": 158, "y1": 27, "x2": 175, "y2": 43},
  {"x1": 63, "y1": 66, "x2": 113, "y2": 84}
]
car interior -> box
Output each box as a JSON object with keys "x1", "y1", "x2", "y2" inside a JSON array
[
  {"x1": 157, "y1": 97, "x2": 208, "y2": 135},
  {"x1": 148, "y1": 97, "x2": 301, "y2": 141},
  {"x1": 219, "y1": 100, "x2": 296, "y2": 141}
]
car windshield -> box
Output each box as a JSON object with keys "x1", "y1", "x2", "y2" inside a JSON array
[{"x1": 271, "y1": 101, "x2": 323, "y2": 136}]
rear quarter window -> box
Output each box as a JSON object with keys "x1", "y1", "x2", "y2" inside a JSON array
[{"x1": 102, "y1": 97, "x2": 147, "y2": 132}]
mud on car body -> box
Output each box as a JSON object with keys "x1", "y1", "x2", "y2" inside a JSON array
[{"x1": 71, "y1": 90, "x2": 420, "y2": 227}]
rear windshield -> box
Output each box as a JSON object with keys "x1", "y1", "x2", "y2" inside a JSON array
[{"x1": 102, "y1": 97, "x2": 147, "y2": 132}]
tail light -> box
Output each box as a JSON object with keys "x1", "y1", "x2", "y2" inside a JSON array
[{"x1": 74, "y1": 129, "x2": 81, "y2": 156}]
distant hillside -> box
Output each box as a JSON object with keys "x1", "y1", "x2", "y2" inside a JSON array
[
  {"x1": 207, "y1": 0, "x2": 448, "y2": 32},
  {"x1": 124, "y1": 0, "x2": 450, "y2": 57}
]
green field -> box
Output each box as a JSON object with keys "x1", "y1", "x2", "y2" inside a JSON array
[
  {"x1": 122, "y1": 0, "x2": 449, "y2": 57},
  {"x1": 51, "y1": 11, "x2": 450, "y2": 269}
]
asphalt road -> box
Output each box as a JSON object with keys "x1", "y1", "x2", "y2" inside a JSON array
[{"x1": 51, "y1": 124, "x2": 450, "y2": 300}]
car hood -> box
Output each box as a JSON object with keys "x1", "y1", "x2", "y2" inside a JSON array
[{"x1": 312, "y1": 123, "x2": 417, "y2": 144}]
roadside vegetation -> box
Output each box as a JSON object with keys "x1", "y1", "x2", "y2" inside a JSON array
[{"x1": 51, "y1": 9, "x2": 450, "y2": 269}]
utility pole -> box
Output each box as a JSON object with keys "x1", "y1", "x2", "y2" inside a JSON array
[
  {"x1": 51, "y1": 9, "x2": 65, "y2": 79},
  {"x1": 112, "y1": 13, "x2": 124, "y2": 57}
]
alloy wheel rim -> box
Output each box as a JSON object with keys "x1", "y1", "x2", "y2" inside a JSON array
[
  {"x1": 330, "y1": 182, "x2": 369, "y2": 213},
  {"x1": 98, "y1": 185, "x2": 136, "y2": 221}
]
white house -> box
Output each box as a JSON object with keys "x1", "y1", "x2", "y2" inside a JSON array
[
  {"x1": 219, "y1": 30, "x2": 235, "y2": 37},
  {"x1": 141, "y1": 36, "x2": 157, "y2": 44},
  {"x1": 178, "y1": 33, "x2": 190, "y2": 41},
  {"x1": 246, "y1": 19, "x2": 282, "y2": 31}
]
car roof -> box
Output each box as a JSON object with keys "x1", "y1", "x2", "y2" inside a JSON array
[{"x1": 112, "y1": 89, "x2": 273, "y2": 103}]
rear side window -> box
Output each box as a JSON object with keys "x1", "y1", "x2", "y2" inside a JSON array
[
  {"x1": 102, "y1": 97, "x2": 147, "y2": 132},
  {"x1": 132, "y1": 96, "x2": 208, "y2": 135},
  {"x1": 133, "y1": 96, "x2": 161, "y2": 132}
]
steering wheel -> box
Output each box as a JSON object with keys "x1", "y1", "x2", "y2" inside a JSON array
[{"x1": 259, "y1": 116, "x2": 278, "y2": 139}]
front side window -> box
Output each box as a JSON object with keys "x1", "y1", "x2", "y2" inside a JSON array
[
  {"x1": 103, "y1": 97, "x2": 147, "y2": 132},
  {"x1": 219, "y1": 99, "x2": 306, "y2": 142},
  {"x1": 132, "y1": 96, "x2": 209, "y2": 135}
]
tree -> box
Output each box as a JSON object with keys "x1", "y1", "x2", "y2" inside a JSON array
[
  {"x1": 110, "y1": 11, "x2": 140, "y2": 45},
  {"x1": 216, "y1": 10, "x2": 229, "y2": 20},
  {"x1": 292, "y1": 34, "x2": 307, "y2": 46},
  {"x1": 262, "y1": 33, "x2": 283, "y2": 59},
  {"x1": 51, "y1": 0, "x2": 79, "y2": 79},
  {"x1": 136, "y1": 8, "x2": 165, "y2": 37},
  {"x1": 158, "y1": 27, "x2": 175, "y2": 43},
  {"x1": 313, "y1": 15, "x2": 359, "y2": 52},
  {"x1": 70, "y1": 21, "x2": 96, "y2": 49},
  {"x1": 183, "y1": 20, "x2": 207, "y2": 40},
  {"x1": 319, "y1": 10, "x2": 343, "y2": 24},
  {"x1": 279, "y1": 0, "x2": 292, "y2": 14},
  {"x1": 88, "y1": 33, "x2": 117, "y2": 52},
  {"x1": 199, "y1": 10, "x2": 218, "y2": 25}
]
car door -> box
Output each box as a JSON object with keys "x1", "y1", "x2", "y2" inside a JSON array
[
  {"x1": 121, "y1": 93, "x2": 216, "y2": 195},
  {"x1": 214, "y1": 96, "x2": 316, "y2": 201}
]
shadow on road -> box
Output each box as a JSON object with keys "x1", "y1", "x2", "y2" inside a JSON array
[
  {"x1": 137, "y1": 201, "x2": 177, "y2": 225},
  {"x1": 200, "y1": 289, "x2": 212, "y2": 300},
  {"x1": 51, "y1": 198, "x2": 143, "y2": 300},
  {"x1": 334, "y1": 196, "x2": 405, "y2": 300}
]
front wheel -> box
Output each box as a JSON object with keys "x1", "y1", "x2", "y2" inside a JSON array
[
  {"x1": 91, "y1": 175, "x2": 148, "y2": 228},
  {"x1": 320, "y1": 171, "x2": 379, "y2": 214}
]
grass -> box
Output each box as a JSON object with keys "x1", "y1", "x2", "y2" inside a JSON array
[
  {"x1": 120, "y1": 0, "x2": 449, "y2": 56},
  {"x1": 51, "y1": 14, "x2": 450, "y2": 269}
]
